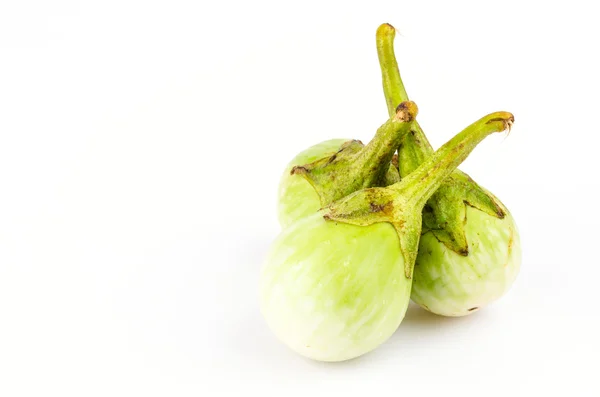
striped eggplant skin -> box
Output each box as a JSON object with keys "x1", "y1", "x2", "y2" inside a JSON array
[
  {"x1": 411, "y1": 200, "x2": 521, "y2": 317},
  {"x1": 277, "y1": 139, "x2": 349, "y2": 229},
  {"x1": 260, "y1": 212, "x2": 411, "y2": 362}
]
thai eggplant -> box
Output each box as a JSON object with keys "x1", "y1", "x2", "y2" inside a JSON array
[
  {"x1": 376, "y1": 23, "x2": 521, "y2": 316},
  {"x1": 260, "y1": 102, "x2": 514, "y2": 361}
]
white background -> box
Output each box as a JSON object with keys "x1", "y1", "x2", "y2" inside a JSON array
[{"x1": 1, "y1": 1, "x2": 598, "y2": 396}]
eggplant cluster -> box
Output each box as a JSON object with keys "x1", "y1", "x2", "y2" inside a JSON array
[{"x1": 260, "y1": 23, "x2": 521, "y2": 362}]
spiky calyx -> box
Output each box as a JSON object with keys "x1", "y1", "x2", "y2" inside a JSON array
[
  {"x1": 277, "y1": 138, "x2": 350, "y2": 229},
  {"x1": 421, "y1": 171, "x2": 507, "y2": 255}
]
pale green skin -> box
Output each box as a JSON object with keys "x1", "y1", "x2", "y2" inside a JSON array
[
  {"x1": 411, "y1": 204, "x2": 522, "y2": 317},
  {"x1": 260, "y1": 212, "x2": 411, "y2": 362},
  {"x1": 277, "y1": 139, "x2": 349, "y2": 229}
]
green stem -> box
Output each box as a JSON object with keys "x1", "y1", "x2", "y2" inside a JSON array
[
  {"x1": 376, "y1": 23, "x2": 434, "y2": 176},
  {"x1": 354, "y1": 101, "x2": 418, "y2": 183},
  {"x1": 292, "y1": 101, "x2": 418, "y2": 206},
  {"x1": 396, "y1": 112, "x2": 514, "y2": 210},
  {"x1": 376, "y1": 23, "x2": 408, "y2": 116}
]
